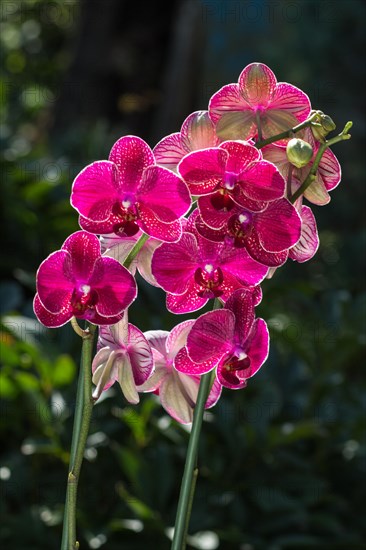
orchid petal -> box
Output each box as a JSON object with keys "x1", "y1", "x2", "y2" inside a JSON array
[
  {"x1": 90, "y1": 257, "x2": 137, "y2": 316},
  {"x1": 240, "y1": 161, "x2": 285, "y2": 202},
  {"x1": 71, "y1": 161, "x2": 118, "y2": 222},
  {"x1": 36, "y1": 250, "x2": 73, "y2": 313},
  {"x1": 187, "y1": 309, "x2": 235, "y2": 363},
  {"x1": 166, "y1": 320, "x2": 195, "y2": 359},
  {"x1": 62, "y1": 231, "x2": 101, "y2": 282},
  {"x1": 109, "y1": 135, "x2": 154, "y2": 192},
  {"x1": 33, "y1": 294, "x2": 72, "y2": 328},
  {"x1": 181, "y1": 110, "x2": 220, "y2": 149},
  {"x1": 174, "y1": 346, "x2": 218, "y2": 376},
  {"x1": 245, "y1": 318, "x2": 270, "y2": 377},
  {"x1": 256, "y1": 199, "x2": 301, "y2": 252},
  {"x1": 238, "y1": 62, "x2": 277, "y2": 106},
  {"x1": 178, "y1": 148, "x2": 228, "y2": 196},
  {"x1": 127, "y1": 323, "x2": 154, "y2": 385},
  {"x1": 225, "y1": 288, "x2": 255, "y2": 342},
  {"x1": 138, "y1": 206, "x2": 183, "y2": 242},
  {"x1": 289, "y1": 205, "x2": 319, "y2": 262},
  {"x1": 117, "y1": 354, "x2": 140, "y2": 404},
  {"x1": 153, "y1": 132, "x2": 188, "y2": 171}
]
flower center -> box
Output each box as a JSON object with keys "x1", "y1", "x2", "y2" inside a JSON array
[
  {"x1": 194, "y1": 265, "x2": 224, "y2": 299},
  {"x1": 221, "y1": 347, "x2": 251, "y2": 374},
  {"x1": 71, "y1": 285, "x2": 98, "y2": 317},
  {"x1": 227, "y1": 210, "x2": 253, "y2": 246},
  {"x1": 112, "y1": 195, "x2": 140, "y2": 237},
  {"x1": 210, "y1": 189, "x2": 236, "y2": 212}
]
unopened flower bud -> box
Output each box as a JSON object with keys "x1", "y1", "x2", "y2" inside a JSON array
[
  {"x1": 311, "y1": 111, "x2": 336, "y2": 142},
  {"x1": 286, "y1": 138, "x2": 313, "y2": 168}
]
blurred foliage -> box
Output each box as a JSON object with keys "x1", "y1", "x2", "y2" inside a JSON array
[{"x1": 1, "y1": 0, "x2": 365, "y2": 549}]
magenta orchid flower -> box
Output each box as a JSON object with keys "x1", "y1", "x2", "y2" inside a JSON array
[
  {"x1": 289, "y1": 204, "x2": 319, "y2": 263},
  {"x1": 153, "y1": 111, "x2": 220, "y2": 172},
  {"x1": 34, "y1": 231, "x2": 137, "y2": 327},
  {"x1": 71, "y1": 135, "x2": 191, "y2": 242},
  {"x1": 174, "y1": 289, "x2": 269, "y2": 390},
  {"x1": 178, "y1": 140, "x2": 285, "y2": 214},
  {"x1": 137, "y1": 321, "x2": 222, "y2": 424},
  {"x1": 193, "y1": 198, "x2": 301, "y2": 267},
  {"x1": 209, "y1": 62, "x2": 311, "y2": 141},
  {"x1": 92, "y1": 313, "x2": 154, "y2": 403},
  {"x1": 151, "y1": 218, "x2": 268, "y2": 314},
  {"x1": 262, "y1": 129, "x2": 341, "y2": 205}
]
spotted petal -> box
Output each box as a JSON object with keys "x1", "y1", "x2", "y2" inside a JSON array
[
  {"x1": 62, "y1": 231, "x2": 101, "y2": 282},
  {"x1": 36, "y1": 250, "x2": 73, "y2": 313},
  {"x1": 187, "y1": 309, "x2": 235, "y2": 364},
  {"x1": 109, "y1": 135, "x2": 154, "y2": 192},
  {"x1": 178, "y1": 148, "x2": 228, "y2": 196}
]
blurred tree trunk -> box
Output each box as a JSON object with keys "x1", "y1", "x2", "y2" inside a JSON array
[{"x1": 51, "y1": 0, "x2": 203, "y2": 153}]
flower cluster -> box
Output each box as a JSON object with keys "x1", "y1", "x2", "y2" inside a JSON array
[{"x1": 34, "y1": 62, "x2": 346, "y2": 423}]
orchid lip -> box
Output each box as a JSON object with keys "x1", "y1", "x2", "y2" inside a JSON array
[{"x1": 224, "y1": 171, "x2": 237, "y2": 190}]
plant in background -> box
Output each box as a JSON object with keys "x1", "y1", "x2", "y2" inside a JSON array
[{"x1": 33, "y1": 62, "x2": 352, "y2": 550}]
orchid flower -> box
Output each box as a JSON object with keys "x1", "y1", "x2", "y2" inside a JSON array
[
  {"x1": 92, "y1": 313, "x2": 154, "y2": 403},
  {"x1": 137, "y1": 321, "x2": 222, "y2": 424},
  {"x1": 34, "y1": 231, "x2": 137, "y2": 327},
  {"x1": 71, "y1": 135, "x2": 191, "y2": 242},
  {"x1": 175, "y1": 288, "x2": 269, "y2": 390},
  {"x1": 209, "y1": 62, "x2": 311, "y2": 141}
]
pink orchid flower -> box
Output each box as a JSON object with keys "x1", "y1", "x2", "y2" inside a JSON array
[
  {"x1": 178, "y1": 140, "x2": 285, "y2": 214},
  {"x1": 137, "y1": 321, "x2": 222, "y2": 424},
  {"x1": 209, "y1": 62, "x2": 311, "y2": 141},
  {"x1": 262, "y1": 129, "x2": 341, "y2": 205},
  {"x1": 174, "y1": 289, "x2": 269, "y2": 390},
  {"x1": 34, "y1": 231, "x2": 137, "y2": 327},
  {"x1": 92, "y1": 313, "x2": 154, "y2": 404},
  {"x1": 193, "y1": 195, "x2": 301, "y2": 267},
  {"x1": 71, "y1": 135, "x2": 191, "y2": 242},
  {"x1": 153, "y1": 110, "x2": 220, "y2": 172},
  {"x1": 151, "y1": 217, "x2": 267, "y2": 314}
]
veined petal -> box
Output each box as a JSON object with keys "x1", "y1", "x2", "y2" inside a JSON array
[
  {"x1": 33, "y1": 294, "x2": 72, "y2": 328},
  {"x1": 220, "y1": 140, "x2": 261, "y2": 173},
  {"x1": 318, "y1": 147, "x2": 341, "y2": 191},
  {"x1": 109, "y1": 135, "x2": 154, "y2": 192},
  {"x1": 209, "y1": 83, "x2": 256, "y2": 140},
  {"x1": 137, "y1": 366, "x2": 167, "y2": 392},
  {"x1": 71, "y1": 161, "x2": 118, "y2": 222},
  {"x1": 153, "y1": 132, "x2": 188, "y2": 171},
  {"x1": 92, "y1": 349, "x2": 118, "y2": 399},
  {"x1": 256, "y1": 199, "x2": 301, "y2": 252},
  {"x1": 62, "y1": 231, "x2": 101, "y2": 282},
  {"x1": 90, "y1": 257, "x2": 137, "y2": 316},
  {"x1": 78, "y1": 215, "x2": 115, "y2": 235},
  {"x1": 174, "y1": 346, "x2": 218, "y2": 376},
  {"x1": 225, "y1": 288, "x2": 255, "y2": 342},
  {"x1": 289, "y1": 205, "x2": 319, "y2": 262},
  {"x1": 152, "y1": 233, "x2": 198, "y2": 294},
  {"x1": 220, "y1": 245, "x2": 268, "y2": 286},
  {"x1": 138, "y1": 165, "x2": 191, "y2": 221},
  {"x1": 195, "y1": 210, "x2": 227, "y2": 241},
  {"x1": 128, "y1": 323, "x2": 154, "y2": 385},
  {"x1": 205, "y1": 378, "x2": 222, "y2": 409},
  {"x1": 269, "y1": 82, "x2": 311, "y2": 123},
  {"x1": 245, "y1": 230, "x2": 289, "y2": 267},
  {"x1": 181, "y1": 110, "x2": 220, "y2": 149},
  {"x1": 138, "y1": 206, "x2": 183, "y2": 242},
  {"x1": 166, "y1": 285, "x2": 208, "y2": 314},
  {"x1": 178, "y1": 148, "x2": 227, "y2": 195},
  {"x1": 117, "y1": 354, "x2": 140, "y2": 404},
  {"x1": 187, "y1": 309, "x2": 235, "y2": 363},
  {"x1": 166, "y1": 320, "x2": 195, "y2": 359},
  {"x1": 198, "y1": 195, "x2": 231, "y2": 230},
  {"x1": 298, "y1": 177, "x2": 330, "y2": 205},
  {"x1": 103, "y1": 313, "x2": 128, "y2": 348},
  {"x1": 240, "y1": 160, "x2": 285, "y2": 201},
  {"x1": 144, "y1": 330, "x2": 169, "y2": 358},
  {"x1": 159, "y1": 371, "x2": 197, "y2": 424},
  {"x1": 238, "y1": 62, "x2": 277, "y2": 106},
  {"x1": 245, "y1": 318, "x2": 270, "y2": 377},
  {"x1": 36, "y1": 250, "x2": 73, "y2": 313},
  {"x1": 136, "y1": 238, "x2": 161, "y2": 287}
]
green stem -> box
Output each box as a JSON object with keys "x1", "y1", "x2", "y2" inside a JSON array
[
  {"x1": 61, "y1": 323, "x2": 96, "y2": 550},
  {"x1": 290, "y1": 121, "x2": 352, "y2": 203},
  {"x1": 124, "y1": 233, "x2": 149, "y2": 269},
  {"x1": 255, "y1": 112, "x2": 319, "y2": 148},
  {"x1": 171, "y1": 371, "x2": 214, "y2": 550}
]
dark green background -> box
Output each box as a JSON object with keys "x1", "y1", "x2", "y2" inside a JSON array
[{"x1": 1, "y1": 1, "x2": 365, "y2": 548}]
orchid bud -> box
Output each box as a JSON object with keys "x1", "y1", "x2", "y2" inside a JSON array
[
  {"x1": 311, "y1": 110, "x2": 336, "y2": 142},
  {"x1": 286, "y1": 138, "x2": 313, "y2": 168}
]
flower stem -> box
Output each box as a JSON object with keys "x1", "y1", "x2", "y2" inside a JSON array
[
  {"x1": 61, "y1": 323, "x2": 96, "y2": 550},
  {"x1": 290, "y1": 121, "x2": 352, "y2": 203},
  {"x1": 255, "y1": 112, "x2": 319, "y2": 148},
  {"x1": 171, "y1": 370, "x2": 215, "y2": 550},
  {"x1": 124, "y1": 233, "x2": 149, "y2": 269}
]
